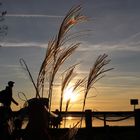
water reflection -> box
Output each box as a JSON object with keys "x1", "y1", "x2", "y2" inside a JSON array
[
  {"x1": 61, "y1": 116, "x2": 134, "y2": 128},
  {"x1": 22, "y1": 116, "x2": 134, "y2": 129}
]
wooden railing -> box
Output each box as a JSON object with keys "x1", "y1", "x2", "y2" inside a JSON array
[{"x1": 52, "y1": 109, "x2": 140, "y2": 128}]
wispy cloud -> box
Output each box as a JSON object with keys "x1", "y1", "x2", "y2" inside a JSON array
[
  {"x1": 77, "y1": 37, "x2": 140, "y2": 52},
  {"x1": 7, "y1": 14, "x2": 64, "y2": 18},
  {"x1": 0, "y1": 64, "x2": 20, "y2": 68},
  {"x1": 1, "y1": 42, "x2": 48, "y2": 48}
]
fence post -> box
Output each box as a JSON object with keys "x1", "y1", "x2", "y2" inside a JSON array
[
  {"x1": 85, "y1": 109, "x2": 92, "y2": 128},
  {"x1": 135, "y1": 109, "x2": 140, "y2": 129},
  {"x1": 103, "y1": 113, "x2": 106, "y2": 127}
]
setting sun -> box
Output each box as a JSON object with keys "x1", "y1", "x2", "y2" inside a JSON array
[{"x1": 64, "y1": 87, "x2": 78, "y2": 102}]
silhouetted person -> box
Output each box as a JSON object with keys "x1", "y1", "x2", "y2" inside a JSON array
[
  {"x1": 51, "y1": 109, "x2": 62, "y2": 128},
  {"x1": 0, "y1": 81, "x2": 18, "y2": 108},
  {"x1": 0, "y1": 81, "x2": 19, "y2": 139}
]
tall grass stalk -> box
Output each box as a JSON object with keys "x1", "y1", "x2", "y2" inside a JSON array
[
  {"x1": 64, "y1": 78, "x2": 86, "y2": 127},
  {"x1": 36, "y1": 5, "x2": 88, "y2": 111},
  {"x1": 20, "y1": 58, "x2": 40, "y2": 98},
  {"x1": 60, "y1": 65, "x2": 76, "y2": 113},
  {"x1": 80, "y1": 53, "x2": 114, "y2": 127},
  {"x1": 60, "y1": 66, "x2": 77, "y2": 127}
]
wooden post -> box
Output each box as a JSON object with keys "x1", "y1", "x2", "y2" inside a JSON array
[
  {"x1": 103, "y1": 113, "x2": 106, "y2": 127},
  {"x1": 130, "y1": 99, "x2": 138, "y2": 111},
  {"x1": 85, "y1": 109, "x2": 92, "y2": 128},
  {"x1": 135, "y1": 109, "x2": 140, "y2": 129}
]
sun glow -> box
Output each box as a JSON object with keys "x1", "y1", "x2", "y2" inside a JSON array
[
  {"x1": 67, "y1": 116, "x2": 72, "y2": 120},
  {"x1": 64, "y1": 87, "x2": 78, "y2": 102}
]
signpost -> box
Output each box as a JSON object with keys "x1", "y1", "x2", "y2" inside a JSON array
[{"x1": 130, "y1": 99, "x2": 138, "y2": 111}]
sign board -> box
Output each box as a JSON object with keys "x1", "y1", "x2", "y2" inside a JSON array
[{"x1": 130, "y1": 99, "x2": 138, "y2": 105}]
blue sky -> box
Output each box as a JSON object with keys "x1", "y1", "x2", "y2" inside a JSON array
[{"x1": 0, "y1": 0, "x2": 140, "y2": 111}]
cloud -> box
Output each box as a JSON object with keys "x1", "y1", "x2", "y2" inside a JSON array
[
  {"x1": 3, "y1": 38, "x2": 140, "y2": 52},
  {"x1": 1, "y1": 42, "x2": 48, "y2": 48},
  {"x1": 0, "y1": 64, "x2": 29, "y2": 86},
  {"x1": 0, "y1": 64, "x2": 19, "y2": 68},
  {"x1": 110, "y1": 32, "x2": 140, "y2": 51},
  {"x1": 77, "y1": 37, "x2": 140, "y2": 52},
  {"x1": 7, "y1": 14, "x2": 64, "y2": 18}
]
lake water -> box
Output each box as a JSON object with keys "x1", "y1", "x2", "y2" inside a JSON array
[
  {"x1": 22, "y1": 116, "x2": 135, "y2": 128},
  {"x1": 60, "y1": 116, "x2": 135, "y2": 128}
]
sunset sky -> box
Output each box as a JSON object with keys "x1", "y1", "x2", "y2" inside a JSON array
[{"x1": 0, "y1": 0, "x2": 140, "y2": 111}]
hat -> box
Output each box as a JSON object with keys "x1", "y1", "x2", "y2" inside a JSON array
[{"x1": 8, "y1": 81, "x2": 15, "y2": 86}]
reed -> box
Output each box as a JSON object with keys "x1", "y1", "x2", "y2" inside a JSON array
[
  {"x1": 79, "y1": 54, "x2": 114, "y2": 127},
  {"x1": 35, "y1": 6, "x2": 113, "y2": 129},
  {"x1": 60, "y1": 65, "x2": 77, "y2": 127},
  {"x1": 83, "y1": 54, "x2": 113, "y2": 111},
  {"x1": 60, "y1": 65, "x2": 76, "y2": 112},
  {"x1": 18, "y1": 5, "x2": 114, "y2": 140},
  {"x1": 20, "y1": 58, "x2": 40, "y2": 98},
  {"x1": 64, "y1": 78, "x2": 86, "y2": 127},
  {"x1": 36, "y1": 5, "x2": 88, "y2": 111}
]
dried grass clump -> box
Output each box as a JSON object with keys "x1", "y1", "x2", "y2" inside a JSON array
[
  {"x1": 36, "y1": 5, "x2": 88, "y2": 111},
  {"x1": 82, "y1": 54, "x2": 114, "y2": 112},
  {"x1": 20, "y1": 5, "x2": 113, "y2": 131}
]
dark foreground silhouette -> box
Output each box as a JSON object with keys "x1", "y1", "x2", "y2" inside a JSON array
[{"x1": 0, "y1": 82, "x2": 139, "y2": 140}]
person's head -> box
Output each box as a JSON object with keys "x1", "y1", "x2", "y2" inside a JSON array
[{"x1": 8, "y1": 81, "x2": 15, "y2": 87}]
